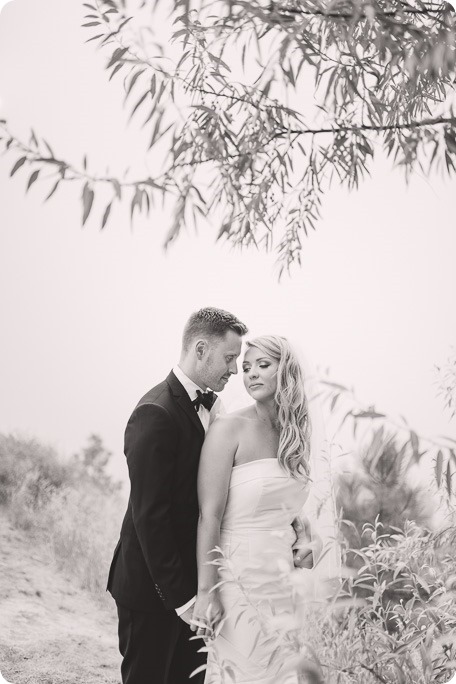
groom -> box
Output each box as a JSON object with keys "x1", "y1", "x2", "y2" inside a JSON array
[{"x1": 107, "y1": 307, "x2": 248, "y2": 684}]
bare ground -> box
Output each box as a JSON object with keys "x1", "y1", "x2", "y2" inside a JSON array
[{"x1": 0, "y1": 511, "x2": 120, "y2": 684}]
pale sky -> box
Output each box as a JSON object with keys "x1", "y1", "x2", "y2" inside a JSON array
[{"x1": 0, "y1": 0, "x2": 455, "y2": 484}]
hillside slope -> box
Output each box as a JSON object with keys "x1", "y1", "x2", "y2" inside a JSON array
[{"x1": 0, "y1": 510, "x2": 120, "y2": 684}]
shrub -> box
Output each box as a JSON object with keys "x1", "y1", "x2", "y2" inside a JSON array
[
  {"x1": 0, "y1": 432, "x2": 124, "y2": 593},
  {"x1": 0, "y1": 433, "x2": 73, "y2": 506}
]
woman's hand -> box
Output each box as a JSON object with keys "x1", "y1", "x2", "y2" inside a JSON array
[
  {"x1": 190, "y1": 590, "x2": 224, "y2": 640},
  {"x1": 292, "y1": 515, "x2": 323, "y2": 569},
  {"x1": 293, "y1": 539, "x2": 315, "y2": 569}
]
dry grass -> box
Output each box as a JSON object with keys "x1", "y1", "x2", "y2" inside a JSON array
[
  {"x1": 0, "y1": 433, "x2": 123, "y2": 684},
  {"x1": 0, "y1": 511, "x2": 120, "y2": 684},
  {"x1": 0, "y1": 433, "x2": 124, "y2": 592}
]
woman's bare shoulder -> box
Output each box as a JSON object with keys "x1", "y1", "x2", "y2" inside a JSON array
[
  {"x1": 209, "y1": 405, "x2": 256, "y2": 433},
  {"x1": 225, "y1": 405, "x2": 257, "y2": 421}
]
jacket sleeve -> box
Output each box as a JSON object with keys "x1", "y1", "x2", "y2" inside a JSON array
[{"x1": 125, "y1": 402, "x2": 194, "y2": 610}]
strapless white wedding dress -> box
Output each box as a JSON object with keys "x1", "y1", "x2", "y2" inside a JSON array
[{"x1": 205, "y1": 458, "x2": 310, "y2": 684}]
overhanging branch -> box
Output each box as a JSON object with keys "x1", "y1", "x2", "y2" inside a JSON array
[
  {"x1": 279, "y1": 115, "x2": 456, "y2": 137},
  {"x1": 267, "y1": 0, "x2": 453, "y2": 18}
]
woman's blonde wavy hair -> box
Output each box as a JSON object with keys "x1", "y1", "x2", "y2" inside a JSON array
[{"x1": 246, "y1": 335, "x2": 311, "y2": 481}]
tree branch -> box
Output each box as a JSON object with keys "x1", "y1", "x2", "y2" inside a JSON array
[
  {"x1": 281, "y1": 115, "x2": 456, "y2": 138},
  {"x1": 268, "y1": 1, "x2": 452, "y2": 19}
]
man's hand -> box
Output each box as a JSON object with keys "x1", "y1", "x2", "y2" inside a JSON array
[{"x1": 178, "y1": 604, "x2": 194, "y2": 626}]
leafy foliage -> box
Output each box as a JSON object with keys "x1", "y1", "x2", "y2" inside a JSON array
[
  {"x1": 435, "y1": 346, "x2": 456, "y2": 420},
  {"x1": 73, "y1": 432, "x2": 122, "y2": 494},
  {"x1": 335, "y1": 427, "x2": 437, "y2": 630},
  {"x1": 336, "y1": 425, "x2": 433, "y2": 545},
  {"x1": 1, "y1": 0, "x2": 456, "y2": 274},
  {"x1": 317, "y1": 371, "x2": 456, "y2": 497},
  {"x1": 333, "y1": 520, "x2": 456, "y2": 682},
  {"x1": 208, "y1": 520, "x2": 456, "y2": 682}
]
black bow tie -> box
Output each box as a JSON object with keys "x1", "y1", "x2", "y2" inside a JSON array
[{"x1": 192, "y1": 389, "x2": 217, "y2": 412}]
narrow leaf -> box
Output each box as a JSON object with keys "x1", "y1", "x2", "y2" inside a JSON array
[
  {"x1": 111, "y1": 179, "x2": 121, "y2": 199},
  {"x1": 82, "y1": 182, "x2": 95, "y2": 225},
  {"x1": 118, "y1": 17, "x2": 133, "y2": 30},
  {"x1": 435, "y1": 450, "x2": 443, "y2": 487},
  {"x1": 109, "y1": 62, "x2": 124, "y2": 80},
  {"x1": 101, "y1": 202, "x2": 112, "y2": 229},
  {"x1": 43, "y1": 139, "x2": 55, "y2": 157},
  {"x1": 44, "y1": 180, "x2": 60, "y2": 202},
  {"x1": 126, "y1": 68, "x2": 146, "y2": 96},
  {"x1": 150, "y1": 73, "x2": 156, "y2": 98},
  {"x1": 10, "y1": 156, "x2": 27, "y2": 176},
  {"x1": 85, "y1": 33, "x2": 104, "y2": 43},
  {"x1": 354, "y1": 410, "x2": 385, "y2": 419},
  {"x1": 107, "y1": 47, "x2": 128, "y2": 69},
  {"x1": 26, "y1": 169, "x2": 40, "y2": 192},
  {"x1": 446, "y1": 461, "x2": 453, "y2": 495},
  {"x1": 130, "y1": 90, "x2": 149, "y2": 119}
]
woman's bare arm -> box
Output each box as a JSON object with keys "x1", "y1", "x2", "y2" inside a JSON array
[{"x1": 192, "y1": 416, "x2": 239, "y2": 636}]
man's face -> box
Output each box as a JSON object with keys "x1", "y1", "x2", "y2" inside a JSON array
[{"x1": 198, "y1": 330, "x2": 243, "y2": 392}]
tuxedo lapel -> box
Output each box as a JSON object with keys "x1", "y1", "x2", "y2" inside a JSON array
[{"x1": 166, "y1": 371, "x2": 205, "y2": 440}]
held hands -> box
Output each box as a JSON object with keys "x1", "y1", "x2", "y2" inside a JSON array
[{"x1": 190, "y1": 591, "x2": 224, "y2": 640}]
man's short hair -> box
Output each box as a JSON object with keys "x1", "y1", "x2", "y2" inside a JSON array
[{"x1": 182, "y1": 307, "x2": 248, "y2": 353}]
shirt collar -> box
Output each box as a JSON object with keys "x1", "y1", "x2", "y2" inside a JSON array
[{"x1": 172, "y1": 365, "x2": 206, "y2": 403}]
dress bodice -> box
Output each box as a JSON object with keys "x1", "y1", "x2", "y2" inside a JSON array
[{"x1": 221, "y1": 458, "x2": 309, "y2": 534}]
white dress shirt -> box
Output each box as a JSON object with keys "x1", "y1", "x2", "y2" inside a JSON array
[{"x1": 171, "y1": 365, "x2": 225, "y2": 616}]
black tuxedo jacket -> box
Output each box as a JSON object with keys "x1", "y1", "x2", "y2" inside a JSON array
[{"x1": 107, "y1": 370, "x2": 206, "y2": 612}]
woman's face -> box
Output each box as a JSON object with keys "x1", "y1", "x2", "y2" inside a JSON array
[{"x1": 242, "y1": 346, "x2": 279, "y2": 401}]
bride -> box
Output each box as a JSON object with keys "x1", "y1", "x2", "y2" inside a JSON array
[{"x1": 192, "y1": 335, "x2": 323, "y2": 683}]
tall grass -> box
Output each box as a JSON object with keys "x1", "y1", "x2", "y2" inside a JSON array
[{"x1": 0, "y1": 432, "x2": 124, "y2": 594}]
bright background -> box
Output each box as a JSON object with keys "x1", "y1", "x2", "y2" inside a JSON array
[{"x1": 0, "y1": 0, "x2": 455, "y2": 484}]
